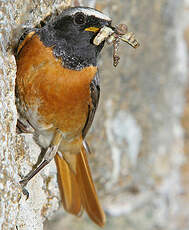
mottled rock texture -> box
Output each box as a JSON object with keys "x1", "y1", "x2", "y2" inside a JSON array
[{"x1": 1, "y1": 0, "x2": 189, "y2": 230}]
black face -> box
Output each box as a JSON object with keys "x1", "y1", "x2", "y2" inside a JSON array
[{"x1": 37, "y1": 7, "x2": 112, "y2": 70}]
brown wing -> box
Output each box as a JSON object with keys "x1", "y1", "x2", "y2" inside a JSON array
[{"x1": 82, "y1": 71, "x2": 100, "y2": 138}]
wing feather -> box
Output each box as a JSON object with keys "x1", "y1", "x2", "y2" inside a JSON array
[{"x1": 82, "y1": 71, "x2": 100, "y2": 138}]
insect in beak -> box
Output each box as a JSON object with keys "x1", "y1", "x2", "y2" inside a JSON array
[{"x1": 93, "y1": 24, "x2": 140, "y2": 67}]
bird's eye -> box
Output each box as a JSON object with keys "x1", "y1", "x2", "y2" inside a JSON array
[{"x1": 74, "y1": 12, "x2": 86, "y2": 25}]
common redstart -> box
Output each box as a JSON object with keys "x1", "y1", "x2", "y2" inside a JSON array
[
  {"x1": 15, "y1": 5, "x2": 142, "y2": 227},
  {"x1": 15, "y1": 6, "x2": 116, "y2": 227}
]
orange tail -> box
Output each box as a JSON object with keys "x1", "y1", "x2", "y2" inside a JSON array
[
  {"x1": 54, "y1": 145, "x2": 106, "y2": 227},
  {"x1": 54, "y1": 152, "x2": 82, "y2": 215}
]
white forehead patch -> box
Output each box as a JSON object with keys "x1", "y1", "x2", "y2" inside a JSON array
[{"x1": 63, "y1": 7, "x2": 111, "y2": 21}]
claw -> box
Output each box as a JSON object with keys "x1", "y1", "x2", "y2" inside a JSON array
[
  {"x1": 19, "y1": 179, "x2": 30, "y2": 199},
  {"x1": 21, "y1": 187, "x2": 30, "y2": 200}
]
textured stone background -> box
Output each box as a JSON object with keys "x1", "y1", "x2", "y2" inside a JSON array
[{"x1": 1, "y1": 0, "x2": 189, "y2": 230}]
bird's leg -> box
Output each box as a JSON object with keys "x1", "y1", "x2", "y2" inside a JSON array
[{"x1": 19, "y1": 129, "x2": 63, "y2": 198}]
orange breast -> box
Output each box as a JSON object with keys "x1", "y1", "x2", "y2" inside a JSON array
[{"x1": 16, "y1": 34, "x2": 97, "y2": 134}]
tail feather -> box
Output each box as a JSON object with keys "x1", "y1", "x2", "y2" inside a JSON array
[
  {"x1": 55, "y1": 153, "x2": 82, "y2": 215},
  {"x1": 76, "y1": 145, "x2": 106, "y2": 227},
  {"x1": 54, "y1": 145, "x2": 106, "y2": 227}
]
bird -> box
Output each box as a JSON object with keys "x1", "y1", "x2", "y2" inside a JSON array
[{"x1": 16, "y1": 6, "x2": 113, "y2": 227}]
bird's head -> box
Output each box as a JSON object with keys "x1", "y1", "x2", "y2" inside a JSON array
[{"x1": 38, "y1": 7, "x2": 112, "y2": 70}]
